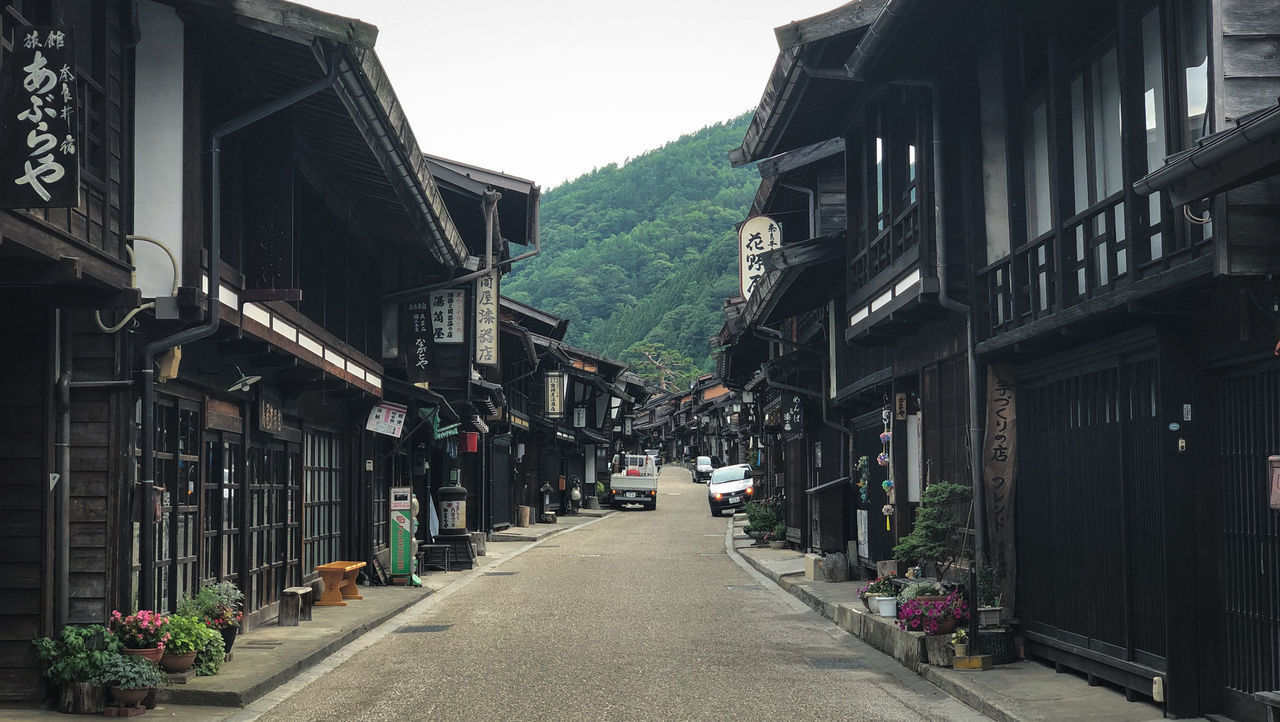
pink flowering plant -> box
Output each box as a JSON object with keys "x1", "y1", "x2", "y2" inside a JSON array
[
  {"x1": 896, "y1": 591, "x2": 969, "y2": 634},
  {"x1": 108, "y1": 609, "x2": 172, "y2": 650}
]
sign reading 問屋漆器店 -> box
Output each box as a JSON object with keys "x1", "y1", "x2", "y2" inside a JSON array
[
  {"x1": 739, "y1": 215, "x2": 780, "y2": 301},
  {"x1": 0, "y1": 26, "x2": 80, "y2": 210}
]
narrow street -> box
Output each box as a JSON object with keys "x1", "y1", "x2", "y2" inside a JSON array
[{"x1": 257, "y1": 466, "x2": 985, "y2": 721}]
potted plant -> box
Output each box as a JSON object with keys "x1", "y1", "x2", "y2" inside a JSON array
[
  {"x1": 856, "y1": 574, "x2": 899, "y2": 612},
  {"x1": 107, "y1": 610, "x2": 171, "y2": 662},
  {"x1": 158, "y1": 615, "x2": 209, "y2": 673},
  {"x1": 976, "y1": 564, "x2": 1003, "y2": 627},
  {"x1": 94, "y1": 652, "x2": 168, "y2": 710},
  {"x1": 765, "y1": 522, "x2": 787, "y2": 549},
  {"x1": 178, "y1": 581, "x2": 244, "y2": 659},
  {"x1": 192, "y1": 628, "x2": 226, "y2": 677},
  {"x1": 896, "y1": 580, "x2": 946, "y2": 605},
  {"x1": 892, "y1": 481, "x2": 971, "y2": 580},
  {"x1": 742, "y1": 499, "x2": 781, "y2": 543},
  {"x1": 951, "y1": 627, "x2": 969, "y2": 657},
  {"x1": 896, "y1": 590, "x2": 969, "y2": 635},
  {"x1": 31, "y1": 624, "x2": 121, "y2": 713}
]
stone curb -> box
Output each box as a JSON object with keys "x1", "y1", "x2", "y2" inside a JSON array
[{"x1": 159, "y1": 589, "x2": 430, "y2": 708}]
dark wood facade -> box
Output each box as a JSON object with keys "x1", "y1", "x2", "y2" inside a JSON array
[{"x1": 722, "y1": 0, "x2": 1280, "y2": 717}]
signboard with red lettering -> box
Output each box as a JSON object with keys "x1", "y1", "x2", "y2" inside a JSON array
[{"x1": 0, "y1": 26, "x2": 79, "y2": 209}]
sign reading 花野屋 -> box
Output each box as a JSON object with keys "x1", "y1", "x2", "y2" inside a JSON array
[
  {"x1": 0, "y1": 26, "x2": 80, "y2": 209},
  {"x1": 738, "y1": 215, "x2": 780, "y2": 301},
  {"x1": 474, "y1": 271, "x2": 498, "y2": 366},
  {"x1": 430, "y1": 289, "x2": 465, "y2": 344}
]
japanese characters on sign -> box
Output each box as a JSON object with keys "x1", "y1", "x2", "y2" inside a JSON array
[
  {"x1": 781, "y1": 392, "x2": 803, "y2": 433},
  {"x1": 545, "y1": 371, "x2": 566, "y2": 419},
  {"x1": 404, "y1": 300, "x2": 435, "y2": 386},
  {"x1": 429, "y1": 288, "x2": 465, "y2": 344},
  {"x1": 981, "y1": 365, "x2": 1017, "y2": 613},
  {"x1": 366, "y1": 401, "x2": 408, "y2": 438},
  {"x1": 474, "y1": 271, "x2": 499, "y2": 366},
  {"x1": 0, "y1": 26, "x2": 79, "y2": 209},
  {"x1": 738, "y1": 215, "x2": 780, "y2": 301},
  {"x1": 258, "y1": 390, "x2": 283, "y2": 434},
  {"x1": 573, "y1": 406, "x2": 587, "y2": 428}
]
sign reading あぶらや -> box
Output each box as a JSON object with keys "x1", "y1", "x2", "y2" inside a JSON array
[{"x1": 0, "y1": 26, "x2": 80, "y2": 209}]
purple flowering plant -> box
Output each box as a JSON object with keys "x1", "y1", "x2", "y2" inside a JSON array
[{"x1": 896, "y1": 591, "x2": 969, "y2": 634}]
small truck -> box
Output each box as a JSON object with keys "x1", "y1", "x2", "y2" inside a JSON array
[{"x1": 609, "y1": 453, "x2": 659, "y2": 510}]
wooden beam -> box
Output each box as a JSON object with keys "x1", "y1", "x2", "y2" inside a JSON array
[
  {"x1": 175, "y1": 0, "x2": 378, "y2": 49},
  {"x1": 773, "y1": 0, "x2": 890, "y2": 50}
]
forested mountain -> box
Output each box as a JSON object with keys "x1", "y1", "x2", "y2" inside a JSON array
[{"x1": 503, "y1": 113, "x2": 757, "y2": 388}]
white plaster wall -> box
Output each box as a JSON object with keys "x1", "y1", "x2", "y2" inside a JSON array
[{"x1": 132, "y1": 1, "x2": 185, "y2": 299}]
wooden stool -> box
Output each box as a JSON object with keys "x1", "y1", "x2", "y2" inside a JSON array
[
  {"x1": 279, "y1": 586, "x2": 313, "y2": 625},
  {"x1": 313, "y1": 561, "x2": 366, "y2": 606}
]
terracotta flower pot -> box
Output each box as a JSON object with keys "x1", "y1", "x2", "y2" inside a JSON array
[
  {"x1": 121, "y1": 646, "x2": 162, "y2": 663},
  {"x1": 160, "y1": 650, "x2": 198, "y2": 673},
  {"x1": 110, "y1": 686, "x2": 150, "y2": 708}
]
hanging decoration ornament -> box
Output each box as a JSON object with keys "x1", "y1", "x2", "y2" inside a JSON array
[
  {"x1": 880, "y1": 406, "x2": 894, "y2": 529},
  {"x1": 856, "y1": 455, "x2": 870, "y2": 503}
]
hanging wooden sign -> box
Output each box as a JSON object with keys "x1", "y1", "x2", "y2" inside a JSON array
[{"x1": 0, "y1": 26, "x2": 80, "y2": 209}]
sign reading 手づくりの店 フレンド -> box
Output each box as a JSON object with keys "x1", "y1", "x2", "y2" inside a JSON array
[
  {"x1": 0, "y1": 26, "x2": 80, "y2": 209},
  {"x1": 430, "y1": 289, "x2": 465, "y2": 344}
]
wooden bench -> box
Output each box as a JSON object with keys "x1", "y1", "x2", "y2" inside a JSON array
[
  {"x1": 279, "y1": 586, "x2": 313, "y2": 625},
  {"x1": 313, "y1": 561, "x2": 366, "y2": 606}
]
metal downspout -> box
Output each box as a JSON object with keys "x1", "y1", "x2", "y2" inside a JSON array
[{"x1": 138, "y1": 47, "x2": 341, "y2": 609}]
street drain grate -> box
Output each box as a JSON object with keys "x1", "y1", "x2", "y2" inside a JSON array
[
  {"x1": 726, "y1": 584, "x2": 763, "y2": 591},
  {"x1": 539, "y1": 545, "x2": 560, "y2": 548},
  {"x1": 484, "y1": 571, "x2": 516, "y2": 576},
  {"x1": 396, "y1": 624, "x2": 452, "y2": 633},
  {"x1": 239, "y1": 641, "x2": 284, "y2": 649},
  {"x1": 809, "y1": 658, "x2": 865, "y2": 670}
]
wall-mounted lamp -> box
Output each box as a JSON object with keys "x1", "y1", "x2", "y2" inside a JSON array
[{"x1": 227, "y1": 366, "x2": 262, "y2": 393}]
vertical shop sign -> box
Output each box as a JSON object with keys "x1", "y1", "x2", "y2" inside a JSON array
[
  {"x1": 545, "y1": 371, "x2": 566, "y2": 419},
  {"x1": 0, "y1": 26, "x2": 79, "y2": 209},
  {"x1": 474, "y1": 271, "x2": 499, "y2": 366},
  {"x1": 389, "y1": 487, "x2": 413, "y2": 576},
  {"x1": 738, "y1": 215, "x2": 780, "y2": 300},
  {"x1": 430, "y1": 288, "x2": 465, "y2": 344},
  {"x1": 405, "y1": 300, "x2": 435, "y2": 386},
  {"x1": 982, "y1": 364, "x2": 1017, "y2": 611},
  {"x1": 781, "y1": 392, "x2": 803, "y2": 433}
]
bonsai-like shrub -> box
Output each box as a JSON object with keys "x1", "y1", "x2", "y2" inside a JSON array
[
  {"x1": 32, "y1": 624, "x2": 122, "y2": 687},
  {"x1": 893, "y1": 481, "x2": 972, "y2": 577},
  {"x1": 93, "y1": 654, "x2": 169, "y2": 690},
  {"x1": 743, "y1": 498, "x2": 781, "y2": 533}
]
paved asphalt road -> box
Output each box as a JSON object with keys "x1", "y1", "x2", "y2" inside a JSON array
[{"x1": 258, "y1": 466, "x2": 987, "y2": 721}]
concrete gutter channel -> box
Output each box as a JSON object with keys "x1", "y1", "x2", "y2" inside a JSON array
[
  {"x1": 728, "y1": 516, "x2": 1167, "y2": 722},
  {"x1": 164, "y1": 510, "x2": 610, "y2": 708}
]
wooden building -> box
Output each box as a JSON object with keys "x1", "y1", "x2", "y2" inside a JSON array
[
  {"x1": 722, "y1": 0, "x2": 1280, "y2": 717},
  {"x1": 0, "y1": 0, "x2": 138, "y2": 699}
]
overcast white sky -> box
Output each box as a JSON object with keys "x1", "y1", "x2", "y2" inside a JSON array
[{"x1": 298, "y1": 0, "x2": 844, "y2": 189}]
